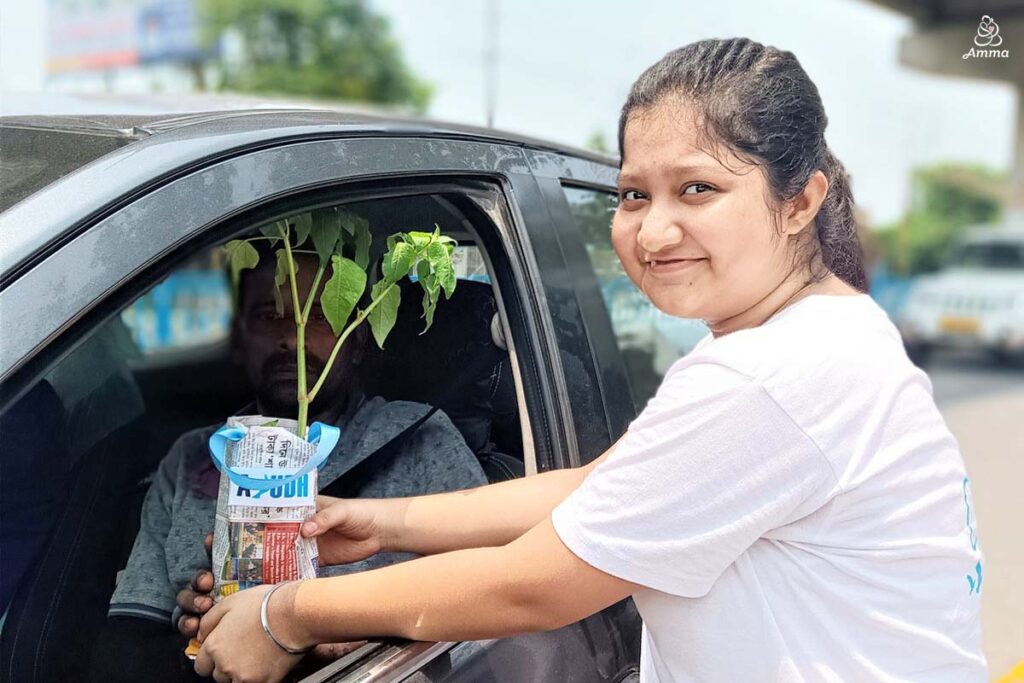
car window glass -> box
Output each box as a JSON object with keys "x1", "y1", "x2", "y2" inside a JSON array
[
  {"x1": 120, "y1": 251, "x2": 233, "y2": 355},
  {"x1": 562, "y1": 185, "x2": 709, "y2": 409},
  {"x1": 0, "y1": 190, "x2": 529, "y2": 681}
]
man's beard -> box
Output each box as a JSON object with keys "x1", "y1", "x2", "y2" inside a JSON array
[{"x1": 255, "y1": 352, "x2": 337, "y2": 418}]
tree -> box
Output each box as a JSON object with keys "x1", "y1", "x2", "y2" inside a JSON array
[
  {"x1": 200, "y1": 0, "x2": 432, "y2": 112},
  {"x1": 874, "y1": 163, "x2": 1005, "y2": 275}
]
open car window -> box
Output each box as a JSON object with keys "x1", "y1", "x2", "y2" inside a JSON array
[
  {"x1": 0, "y1": 188, "x2": 534, "y2": 683},
  {"x1": 561, "y1": 185, "x2": 710, "y2": 410}
]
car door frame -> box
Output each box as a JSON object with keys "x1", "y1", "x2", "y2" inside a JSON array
[{"x1": 0, "y1": 131, "x2": 641, "y2": 682}]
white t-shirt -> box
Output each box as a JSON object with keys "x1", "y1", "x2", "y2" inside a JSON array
[{"x1": 551, "y1": 293, "x2": 986, "y2": 682}]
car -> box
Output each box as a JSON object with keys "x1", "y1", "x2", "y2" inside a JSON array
[
  {"x1": 896, "y1": 224, "x2": 1024, "y2": 366},
  {"x1": 0, "y1": 109, "x2": 710, "y2": 683}
]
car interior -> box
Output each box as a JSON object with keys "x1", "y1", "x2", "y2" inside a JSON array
[{"x1": 0, "y1": 191, "x2": 531, "y2": 682}]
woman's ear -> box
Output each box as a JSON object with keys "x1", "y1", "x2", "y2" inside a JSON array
[{"x1": 784, "y1": 170, "x2": 829, "y2": 237}]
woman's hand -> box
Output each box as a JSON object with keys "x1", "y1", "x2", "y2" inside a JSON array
[
  {"x1": 194, "y1": 584, "x2": 306, "y2": 683},
  {"x1": 300, "y1": 495, "x2": 391, "y2": 566}
]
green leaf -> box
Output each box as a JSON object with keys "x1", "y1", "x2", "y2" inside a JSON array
[
  {"x1": 406, "y1": 231, "x2": 433, "y2": 248},
  {"x1": 339, "y1": 209, "x2": 371, "y2": 238},
  {"x1": 433, "y1": 224, "x2": 456, "y2": 245},
  {"x1": 353, "y1": 220, "x2": 372, "y2": 270},
  {"x1": 274, "y1": 248, "x2": 295, "y2": 287},
  {"x1": 310, "y1": 210, "x2": 341, "y2": 266},
  {"x1": 420, "y1": 286, "x2": 439, "y2": 334},
  {"x1": 272, "y1": 282, "x2": 284, "y2": 317},
  {"x1": 261, "y1": 419, "x2": 279, "y2": 427},
  {"x1": 292, "y1": 213, "x2": 312, "y2": 247},
  {"x1": 273, "y1": 249, "x2": 296, "y2": 317},
  {"x1": 368, "y1": 280, "x2": 401, "y2": 349},
  {"x1": 416, "y1": 259, "x2": 432, "y2": 288},
  {"x1": 226, "y1": 240, "x2": 260, "y2": 290},
  {"x1": 427, "y1": 241, "x2": 456, "y2": 299},
  {"x1": 259, "y1": 220, "x2": 287, "y2": 245},
  {"x1": 383, "y1": 241, "x2": 416, "y2": 281},
  {"x1": 320, "y1": 256, "x2": 366, "y2": 336}
]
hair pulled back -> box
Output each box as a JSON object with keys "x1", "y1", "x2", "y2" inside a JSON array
[{"x1": 618, "y1": 38, "x2": 867, "y2": 291}]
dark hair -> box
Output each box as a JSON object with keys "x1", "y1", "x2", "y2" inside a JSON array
[{"x1": 617, "y1": 38, "x2": 867, "y2": 291}]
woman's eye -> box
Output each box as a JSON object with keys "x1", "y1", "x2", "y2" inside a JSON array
[
  {"x1": 683, "y1": 183, "x2": 714, "y2": 195},
  {"x1": 619, "y1": 190, "x2": 646, "y2": 202}
]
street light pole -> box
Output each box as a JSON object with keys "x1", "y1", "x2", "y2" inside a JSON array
[{"x1": 484, "y1": 0, "x2": 498, "y2": 128}]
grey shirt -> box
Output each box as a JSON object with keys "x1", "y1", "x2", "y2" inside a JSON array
[{"x1": 109, "y1": 395, "x2": 488, "y2": 623}]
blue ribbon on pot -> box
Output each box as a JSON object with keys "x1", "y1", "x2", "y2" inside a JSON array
[{"x1": 208, "y1": 421, "x2": 341, "y2": 493}]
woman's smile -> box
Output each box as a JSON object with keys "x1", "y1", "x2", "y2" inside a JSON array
[{"x1": 645, "y1": 257, "x2": 707, "y2": 277}]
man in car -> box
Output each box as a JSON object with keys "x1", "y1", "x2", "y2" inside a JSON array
[{"x1": 89, "y1": 242, "x2": 488, "y2": 682}]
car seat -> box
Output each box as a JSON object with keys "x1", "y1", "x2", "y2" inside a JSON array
[
  {"x1": 1, "y1": 380, "x2": 150, "y2": 682},
  {"x1": 363, "y1": 277, "x2": 524, "y2": 482}
]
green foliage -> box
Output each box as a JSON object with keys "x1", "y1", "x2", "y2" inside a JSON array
[
  {"x1": 310, "y1": 209, "x2": 341, "y2": 266},
  {"x1": 367, "y1": 279, "x2": 401, "y2": 349},
  {"x1": 585, "y1": 130, "x2": 610, "y2": 154},
  {"x1": 321, "y1": 255, "x2": 365, "y2": 336},
  {"x1": 273, "y1": 248, "x2": 296, "y2": 316},
  {"x1": 875, "y1": 163, "x2": 1005, "y2": 274},
  {"x1": 198, "y1": 0, "x2": 432, "y2": 112},
  {"x1": 226, "y1": 239, "x2": 260, "y2": 290},
  {"x1": 222, "y1": 210, "x2": 459, "y2": 434}
]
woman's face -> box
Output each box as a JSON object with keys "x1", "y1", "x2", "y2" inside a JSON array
[{"x1": 612, "y1": 100, "x2": 800, "y2": 324}]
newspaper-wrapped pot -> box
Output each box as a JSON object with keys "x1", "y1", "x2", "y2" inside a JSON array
[{"x1": 207, "y1": 415, "x2": 340, "y2": 600}]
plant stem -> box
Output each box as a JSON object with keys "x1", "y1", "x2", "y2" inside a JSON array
[
  {"x1": 302, "y1": 264, "x2": 327, "y2": 325},
  {"x1": 306, "y1": 281, "x2": 396, "y2": 404},
  {"x1": 281, "y1": 227, "x2": 310, "y2": 439}
]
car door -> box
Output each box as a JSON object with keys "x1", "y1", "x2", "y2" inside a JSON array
[{"x1": 0, "y1": 124, "x2": 640, "y2": 682}]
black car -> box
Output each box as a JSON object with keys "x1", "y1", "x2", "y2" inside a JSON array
[{"x1": 0, "y1": 110, "x2": 708, "y2": 682}]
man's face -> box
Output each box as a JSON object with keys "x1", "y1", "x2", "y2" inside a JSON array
[{"x1": 237, "y1": 253, "x2": 358, "y2": 418}]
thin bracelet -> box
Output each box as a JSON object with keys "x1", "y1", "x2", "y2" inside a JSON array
[{"x1": 260, "y1": 581, "x2": 314, "y2": 655}]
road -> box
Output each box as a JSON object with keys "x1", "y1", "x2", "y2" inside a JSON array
[{"x1": 926, "y1": 351, "x2": 1023, "y2": 680}]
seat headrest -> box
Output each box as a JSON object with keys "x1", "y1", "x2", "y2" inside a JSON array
[{"x1": 362, "y1": 278, "x2": 514, "y2": 453}]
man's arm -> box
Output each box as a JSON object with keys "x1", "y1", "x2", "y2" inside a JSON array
[{"x1": 305, "y1": 435, "x2": 621, "y2": 557}]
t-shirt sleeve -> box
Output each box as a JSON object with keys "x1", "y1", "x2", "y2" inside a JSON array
[
  {"x1": 551, "y1": 361, "x2": 838, "y2": 598},
  {"x1": 108, "y1": 438, "x2": 183, "y2": 623}
]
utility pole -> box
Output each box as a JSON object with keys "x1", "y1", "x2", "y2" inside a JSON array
[{"x1": 484, "y1": 0, "x2": 498, "y2": 128}]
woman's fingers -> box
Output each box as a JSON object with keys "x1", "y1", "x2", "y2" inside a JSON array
[
  {"x1": 303, "y1": 498, "x2": 348, "y2": 537},
  {"x1": 198, "y1": 597, "x2": 228, "y2": 643},
  {"x1": 193, "y1": 637, "x2": 215, "y2": 677},
  {"x1": 316, "y1": 494, "x2": 341, "y2": 510}
]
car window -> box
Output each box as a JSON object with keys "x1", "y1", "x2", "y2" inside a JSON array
[
  {"x1": 120, "y1": 251, "x2": 234, "y2": 355},
  {"x1": 952, "y1": 240, "x2": 1024, "y2": 270},
  {"x1": 562, "y1": 185, "x2": 709, "y2": 409},
  {"x1": 0, "y1": 189, "x2": 531, "y2": 682}
]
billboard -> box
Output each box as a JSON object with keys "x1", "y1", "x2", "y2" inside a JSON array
[{"x1": 48, "y1": 0, "x2": 212, "y2": 74}]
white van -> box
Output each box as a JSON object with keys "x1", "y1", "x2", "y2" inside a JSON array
[{"x1": 897, "y1": 224, "x2": 1024, "y2": 365}]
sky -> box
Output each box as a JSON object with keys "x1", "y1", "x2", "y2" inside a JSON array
[{"x1": 1, "y1": 0, "x2": 1018, "y2": 226}]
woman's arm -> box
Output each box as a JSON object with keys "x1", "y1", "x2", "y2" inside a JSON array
[
  {"x1": 305, "y1": 438, "x2": 621, "y2": 558},
  {"x1": 195, "y1": 515, "x2": 639, "y2": 682}
]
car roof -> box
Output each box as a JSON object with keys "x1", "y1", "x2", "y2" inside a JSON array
[
  {"x1": 0, "y1": 108, "x2": 618, "y2": 165},
  {"x1": 0, "y1": 107, "x2": 619, "y2": 284}
]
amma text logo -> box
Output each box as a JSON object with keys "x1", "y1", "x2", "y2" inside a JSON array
[{"x1": 963, "y1": 15, "x2": 1009, "y2": 59}]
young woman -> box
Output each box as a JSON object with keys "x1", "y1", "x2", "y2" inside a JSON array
[{"x1": 195, "y1": 38, "x2": 986, "y2": 682}]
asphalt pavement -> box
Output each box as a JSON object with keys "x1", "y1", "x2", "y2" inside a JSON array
[{"x1": 926, "y1": 350, "x2": 1023, "y2": 680}]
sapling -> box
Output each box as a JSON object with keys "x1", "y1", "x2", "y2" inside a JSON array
[
  {"x1": 195, "y1": 208, "x2": 459, "y2": 620},
  {"x1": 224, "y1": 207, "x2": 458, "y2": 437}
]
